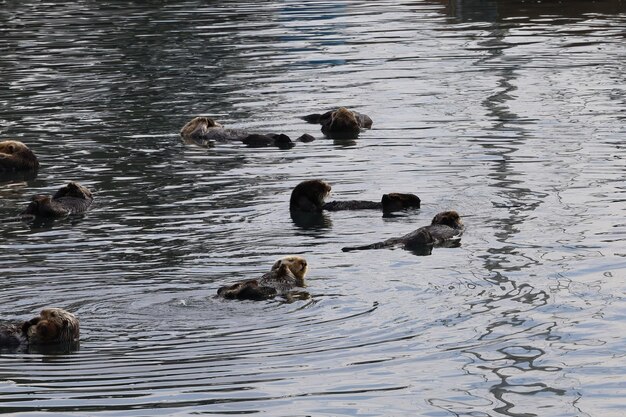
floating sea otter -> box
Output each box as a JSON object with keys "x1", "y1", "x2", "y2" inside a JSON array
[
  {"x1": 217, "y1": 255, "x2": 309, "y2": 301},
  {"x1": 0, "y1": 308, "x2": 80, "y2": 349},
  {"x1": 302, "y1": 107, "x2": 372, "y2": 139},
  {"x1": 21, "y1": 181, "x2": 93, "y2": 218},
  {"x1": 289, "y1": 179, "x2": 420, "y2": 213},
  {"x1": 342, "y1": 211, "x2": 464, "y2": 253},
  {"x1": 0, "y1": 140, "x2": 39, "y2": 172},
  {"x1": 180, "y1": 116, "x2": 295, "y2": 149}
]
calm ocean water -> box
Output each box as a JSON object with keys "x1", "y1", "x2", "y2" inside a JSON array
[{"x1": 1, "y1": 1, "x2": 625, "y2": 416}]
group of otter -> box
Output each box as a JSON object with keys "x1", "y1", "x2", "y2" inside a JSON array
[
  {"x1": 1, "y1": 107, "x2": 463, "y2": 350},
  {"x1": 179, "y1": 106, "x2": 373, "y2": 148}
]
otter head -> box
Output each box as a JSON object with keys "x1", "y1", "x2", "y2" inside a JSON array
[
  {"x1": 381, "y1": 193, "x2": 421, "y2": 213},
  {"x1": 290, "y1": 179, "x2": 332, "y2": 212},
  {"x1": 431, "y1": 211, "x2": 463, "y2": 229},
  {"x1": 0, "y1": 140, "x2": 39, "y2": 170},
  {"x1": 271, "y1": 255, "x2": 308, "y2": 287},
  {"x1": 21, "y1": 195, "x2": 54, "y2": 217},
  {"x1": 327, "y1": 107, "x2": 359, "y2": 131},
  {"x1": 180, "y1": 116, "x2": 223, "y2": 139},
  {"x1": 53, "y1": 181, "x2": 93, "y2": 200},
  {"x1": 24, "y1": 308, "x2": 79, "y2": 345}
]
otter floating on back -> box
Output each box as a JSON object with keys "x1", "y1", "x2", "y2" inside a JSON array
[
  {"x1": 302, "y1": 107, "x2": 372, "y2": 139},
  {"x1": 21, "y1": 181, "x2": 94, "y2": 218},
  {"x1": 180, "y1": 116, "x2": 295, "y2": 149},
  {"x1": 217, "y1": 255, "x2": 309, "y2": 301},
  {"x1": 0, "y1": 140, "x2": 39, "y2": 172},
  {"x1": 342, "y1": 211, "x2": 464, "y2": 253},
  {"x1": 0, "y1": 308, "x2": 80, "y2": 350},
  {"x1": 289, "y1": 179, "x2": 420, "y2": 214}
]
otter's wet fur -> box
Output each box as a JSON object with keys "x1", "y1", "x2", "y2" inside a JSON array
[
  {"x1": 0, "y1": 140, "x2": 39, "y2": 172},
  {"x1": 342, "y1": 211, "x2": 465, "y2": 252},
  {"x1": 21, "y1": 181, "x2": 93, "y2": 218},
  {"x1": 242, "y1": 133, "x2": 294, "y2": 149},
  {"x1": 0, "y1": 308, "x2": 80, "y2": 348},
  {"x1": 217, "y1": 256, "x2": 309, "y2": 301},
  {"x1": 290, "y1": 179, "x2": 420, "y2": 213},
  {"x1": 302, "y1": 107, "x2": 372, "y2": 138},
  {"x1": 181, "y1": 116, "x2": 294, "y2": 148}
]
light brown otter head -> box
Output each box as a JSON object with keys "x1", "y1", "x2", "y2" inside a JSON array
[
  {"x1": 53, "y1": 181, "x2": 93, "y2": 200},
  {"x1": 0, "y1": 140, "x2": 39, "y2": 170},
  {"x1": 180, "y1": 116, "x2": 223, "y2": 139},
  {"x1": 290, "y1": 179, "x2": 332, "y2": 212},
  {"x1": 327, "y1": 107, "x2": 360, "y2": 131},
  {"x1": 271, "y1": 255, "x2": 309, "y2": 286},
  {"x1": 431, "y1": 211, "x2": 463, "y2": 229},
  {"x1": 23, "y1": 308, "x2": 80, "y2": 345}
]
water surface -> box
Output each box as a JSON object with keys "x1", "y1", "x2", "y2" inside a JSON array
[{"x1": 1, "y1": 1, "x2": 625, "y2": 416}]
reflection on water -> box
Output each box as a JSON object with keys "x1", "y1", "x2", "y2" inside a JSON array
[{"x1": 1, "y1": 0, "x2": 625, "y2": 416}]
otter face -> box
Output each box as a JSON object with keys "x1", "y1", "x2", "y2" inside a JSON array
[
  {"x1": 0, "y1": 140, "x2": 39, "y2": 171},
  {"x1": 290, "y1": 179, "x2": 332, "y2": 212},
  {"x1": 431, "y1": 211, "x2": 463, "y2": 229},
  {"x1": 53, "y1": 181, "x2": 93, "y2": 200},
  {"x1": 180, "y1": 116, "x2": 223, "y2": 139},
  {"x1": 0, "y1": 141, "x2": 18, "y2": 154},
  {"x1": 25, "y1": 308, "x2": 79, "y2": 345},
  {"x1": 271, "y1": 255, "x2": 309, "y2": 282}
]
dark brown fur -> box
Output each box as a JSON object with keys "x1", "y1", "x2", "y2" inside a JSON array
[
  {"x1": 217, "y1": 256, "x2": 309, "y2": 301},
  {"x1": 0, "y1": 308, "x2": 79, "y2": 348},
  {"x1": 242, "y1": 133, "x2": 294, "y2": 149},
  {"x1": 342, "y1": 211, "x2": 464, "y2": 252},
  {"x1": 0, "y1": 140, "x2": 39, "y2": 172},
  {"x1": 181, "y1": 116, "x2": 295, "y2": 148},
  {"x1": 302, "y1": 107, "x2": 372, "y2": 139},
  {"x1": 21, "y1": 181, "x2": 93, "y2": 218},
  {"x1": 290, "y1": 179, "x2": 332, "y2": 212},
  {"x1": 290, "y1": 179, "x2": 419, "y2": 213}
]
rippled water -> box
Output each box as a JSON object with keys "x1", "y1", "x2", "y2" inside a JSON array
[{"x1": 1, "y1": 1, "x2": 625, "y2": 415}]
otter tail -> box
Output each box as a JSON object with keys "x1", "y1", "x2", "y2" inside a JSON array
[{"x1": 341, "y1": 241, "x2": 388, "y2": 252}]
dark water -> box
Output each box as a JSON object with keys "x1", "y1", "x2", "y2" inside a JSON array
[{"x1": 1, "y1": 1, "x2": 625, "y2": 415}]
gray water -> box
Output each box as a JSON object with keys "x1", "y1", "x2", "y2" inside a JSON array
[{"x1": 1, "y1": 1, "x2": 625, "y2": 416}]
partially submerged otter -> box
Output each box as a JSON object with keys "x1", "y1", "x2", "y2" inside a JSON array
[
  {"x1": 0, "y1": 308, "x2": 80, "y2": 349},
  {"x1": 342, "y1": 211, "x2": 464, "y2": 252},
  {"x1": 21, "y1": 181, "x2": 93, "y2": 218},
  {"x1": 217, "y1": 255, "x2": 309, "y2": 301},
  {"x1": 180, "y1": 116, "x2": 295, "y2": 149},
  {"x1": 302, "y1": 107, "x2": 372, "y2": 138},
  {"x1": 0, "y1": 140, "x2": 39, "y2": 172},
  {"x1": 290, "y1": 179, "x2": 420, "y2": 214}
]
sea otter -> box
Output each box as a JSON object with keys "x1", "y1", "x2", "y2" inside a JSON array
[
  {"x1": 0, "y1": 308, "x2": 80, "y2": 348},
  {"x1": 289, "y1": 179, "x2": 420, "y2": 213},
  {"x1": 217, "y1": 255, "x2": 309, "y2": 301},
  {"x1": 0, "y1": 140, "x2": 39, "y2": 172},
  {"x1": 180, "y1": 116, "x2": 294, "y2": 149},
  {"x1": 342, "y1": 210, "x2": 464, "y2": 252},
  {"x1": 21, "y1": 181, "x2": 93, "y2": 218},
  {"x1": 302, "y1": 107, "x2": 372, "y2": 138}
]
